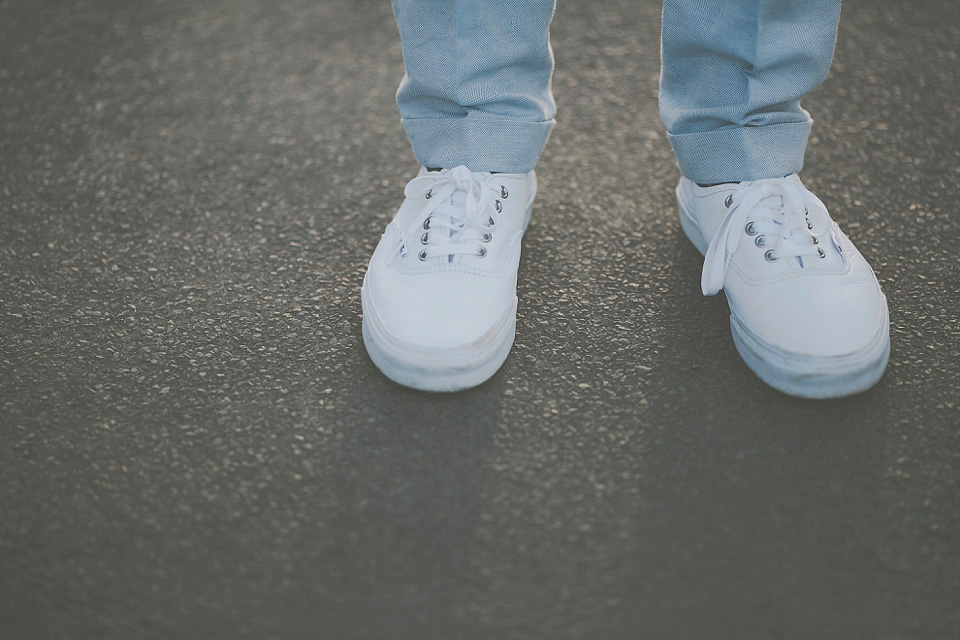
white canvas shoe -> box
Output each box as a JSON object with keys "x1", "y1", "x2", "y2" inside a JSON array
[
  {"x1": 361, "y1": 166, "x2": 536, "y2": 392},
  {"x1": 677, "y1": 175, "x2": 890, "y2": 398}
]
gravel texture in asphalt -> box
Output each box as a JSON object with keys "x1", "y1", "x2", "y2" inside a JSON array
[{"x1": 1, "y1": 1, "x2": 959, "y2": 639}]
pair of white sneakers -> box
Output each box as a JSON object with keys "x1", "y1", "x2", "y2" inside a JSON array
[{"x1": 361, "y1": 166, "x2": 890, "y2": 398}]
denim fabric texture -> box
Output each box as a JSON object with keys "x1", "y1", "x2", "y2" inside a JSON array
[
  {"x1": 392, "y1": 0, "x2": 557, "y2": 173},
  {"x1": 392, "y1": 0, "x2": 841, "y2": 181},
  {"x1": 660, "y1": 0, "x2": 842, "y2": 182}
]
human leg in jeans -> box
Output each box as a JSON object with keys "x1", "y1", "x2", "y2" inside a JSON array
[
  {"x1": 364, "y1": 0, "x2": 890, "y2": 396},
  {"x1": 362, "y1": 0, "x2": 556, "y2": 391},
  {"x1": 661, "y1": 0, "x2": 889, "y2": 397}
]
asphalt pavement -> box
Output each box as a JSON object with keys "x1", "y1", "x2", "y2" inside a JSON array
[{"x1": 1, "y1": 1, "x2": 959, "y2": 639}]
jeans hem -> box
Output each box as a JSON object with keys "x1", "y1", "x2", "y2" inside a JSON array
[
  {"x1": 668, "y1": 120, "x2": 812, "y2": 183},
  {"x1": 402, "y1": 116, "x2": 554, "y2": 173}
]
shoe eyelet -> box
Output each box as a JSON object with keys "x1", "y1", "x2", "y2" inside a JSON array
[
  {"x1": 500, "y1": 185, "x2": 509, "y2": 199},
  {"x1": 764, "y1": 250, "x2": 778, "y2": 263},
  {"x1": 418, "y1": 250, "x2": 429, "y2": 261},
  {"x1": 481, "y1": 232, "x2": 492, "y2": 243},
  {"x1": 817, "y1": 247, "x2": 826, "y2": 259},
  {"x1": 425, "y1": 189, "x2": 432, "y2": 200},
  {"x1": 495, "y1": 200, "x2": 502, "y2": 213},
  {"x1": 485, "y1": 216, "x2": 496, "y2": 228},
  {"x1": 422, "y1": 217, "x2": 431, "y2": 230},
  {"x1": 724, "y1": 194, "x2": 734, "y2": 208},
  {"x1": 745, "y1": 222, "x2": 757, "y2": 236},
  {"x1": 476, "y1": 245, "x2": 487, "y2": 258},
  {"x1": 420, "y1": 232, "x2": 429, "y2": 245},
  {"x1": 754, "y1": 235, "x2": 766, "y2": 248},
  {"x1": 812, "y1": 237, "x2": 818, "y2": 245},
  {"x1": 806, "y1": 219, "x2": 813, "y2": 230}
]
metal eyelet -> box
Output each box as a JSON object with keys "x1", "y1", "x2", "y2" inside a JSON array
[
  {"x1": 418, "y1": 250, "x2": 429, "y2": 261},
  {"x1": 420, "y1": 232, "x2": 429, "y2": 245},
  {"x1": 764, "y1": 250, "x2": 778, "y2": 262},
  {"x1": 425, "y1": 189, "x2": 432, "y2": 200},
  {"x1": 817, "y1": 247, "x2": 826, "y2": 259},
  {"x1": 812, "y1": 237, "x2": 819, "y2": 245},
  {"x1": 495, "y1": 200, "x2": 502, "y2": 213},
  {"x1": 422, "y1": 217, "x2": 431, "y2": 230},
  {"x1": 485, "y1": 216, "x2": 496, "y2": 227},
  {"x1": 755, "y1": 235, "x2": 766, "y2": 248},
  {"x1": 481, "y1": 232, "x2": 492, "y2": 242},
  {"x1": 724, "y1": 194, "x2": 734, "y2": 208},
  {"x1": 500, "y1": 185, "x2": 509, "y2": 199},
  {"x1": 476, "y1": 246, "x2": 487, "y2": 258},
  {"x1": 806, "y1": 219, "x2": 813, "y2": 230},
  {"x1": 745, "y1": 222, "x2": 757, "y2": 236}
]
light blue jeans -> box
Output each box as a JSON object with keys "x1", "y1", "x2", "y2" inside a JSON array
[{"x1": 392, "y1": 0, "x2": 841, "y2": 184}]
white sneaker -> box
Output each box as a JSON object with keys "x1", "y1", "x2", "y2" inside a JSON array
[
  {"x1": 677, "y1": 175, "x2": 890, "y2": 398},
  {"x1": 361, "y1": 165, "x2": 536, "y2": 392}
]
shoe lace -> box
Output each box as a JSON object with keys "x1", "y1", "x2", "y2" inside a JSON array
[
  {"x1": 400, "y1": 166, "x2": 502, "y2": 262},
  {"x1": 701, "y1": 178, "x2": 830, "y2": 296}
]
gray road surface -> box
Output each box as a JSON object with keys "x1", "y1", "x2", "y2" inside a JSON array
[{"x1": 2, "y1": 1, "x2": 959, "y2": 639}]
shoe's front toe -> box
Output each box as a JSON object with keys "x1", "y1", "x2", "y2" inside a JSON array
[
  {"x1": 724, "y1": 244, "x2": 890, "y2": 399},
  {"x1": 361, "y1": 269, "x2": 519, "y2": 392},
  {"x1": 364, "y1": 267, "x2": 512, "y2": 350},
  {"x1": 727, "y1": 257, "x2": 887, "y2": 360}
]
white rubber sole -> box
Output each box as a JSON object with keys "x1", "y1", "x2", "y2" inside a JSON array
[
  {"x1": 677, "y1": 183, "x2": 890, "y2": 399},
  {"x1": 361, "y1": 294, "x2": 518, "y2": 393},
  {"x1": 729, "y1": 308, "x2": 890, "y2": 399}
]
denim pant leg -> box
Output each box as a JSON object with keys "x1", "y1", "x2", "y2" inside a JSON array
[
  {"x1": 660, "y1": 0, "x2": 842, "y2": 184},
  {"x1": 392, "y1": 0, "x2": 556, "y2": 173}
]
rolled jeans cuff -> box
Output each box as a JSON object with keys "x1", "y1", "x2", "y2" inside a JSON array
[
  {"x1": 401, "y1": 116, "x2": 554, "y2": 173},
  {"x1": 668, "y1": 120, "x2": 812, "y2": 184}
]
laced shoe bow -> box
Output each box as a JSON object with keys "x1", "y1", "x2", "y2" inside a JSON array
[
  {"x1": 701, "y1": 178, "x2": 835, "y2": 296},
  {"x1": 400, "y1": 166, "x2": 504, "y2": 263}
]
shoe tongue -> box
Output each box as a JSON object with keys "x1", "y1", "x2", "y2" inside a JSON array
[
  {"x1": 759, "y1": 193, "x2": 786, "y2": 214},
  {"x1": 758, "y1": 193, "x2": 785, "y2": 213},
  {"x1": 441, "y1": 190, "x2": 468, "y2": 243}
]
